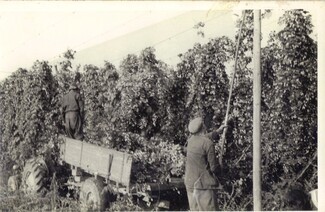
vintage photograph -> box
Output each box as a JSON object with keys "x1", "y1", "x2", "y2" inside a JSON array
[{"x1": 0, "y1": 1, "x2": 320, "y2": 211}]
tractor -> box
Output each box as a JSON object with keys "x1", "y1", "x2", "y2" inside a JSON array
[{"x1": 7, "y1": 135, "x2": 187, "y2": 211}]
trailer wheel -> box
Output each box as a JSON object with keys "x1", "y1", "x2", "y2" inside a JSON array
[
  {"x1": 80, "y1": 178, "x2": 108, "y2": 211},
  {"x1": 7, "y1": 175, "x2": 19, "y2": 192},
  {"x1": 22, "y1": 158, "x2": 48, "y2": 195}
]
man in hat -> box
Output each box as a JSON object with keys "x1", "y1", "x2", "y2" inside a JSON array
[
  {"x1": 184, "y1": 117, "x2": 227, "y2": 211},
  {"x1": 61, "y1": 83, "x2": 84, "y2": 139}
]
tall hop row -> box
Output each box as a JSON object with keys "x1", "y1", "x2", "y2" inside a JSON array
[{"x1": 0, "y1": 9, "x2": 317, "y2": 211}]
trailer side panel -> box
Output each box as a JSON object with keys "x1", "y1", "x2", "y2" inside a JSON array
[{"x1": 59, "y1": 136, "x2": 132, "y2": 187}]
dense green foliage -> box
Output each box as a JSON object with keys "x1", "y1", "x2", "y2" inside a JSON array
[
  {"x1": 0, "y1": 62, "x2": 60, "y2": 167},
  {"x1": 0, "y1": 9, "x2": 317, "y2": 211},
  {"x1": 115, "y1": 48, "x2": 171, "y2": 139},
  {"x1": 80, "y1": 62, "x2": 119, "y2": 143},
  {"x1": 261, "y1": 10, "x2": 317, "y2": 210}
]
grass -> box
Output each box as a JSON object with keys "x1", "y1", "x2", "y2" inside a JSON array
[
  {"x1": 0, "y1": 171, "x2": 80, "y2": 212},
  {"x1": 0, "y1": 189, "x2": 80, "y2": 212}
]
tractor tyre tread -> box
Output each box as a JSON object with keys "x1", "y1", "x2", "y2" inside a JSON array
[
  {"x1": 22, "y1": 158, "x2": 48, "y2": 195},
  {"x1": 80, "y1": 178, "x2": 108, "y2": 211}
]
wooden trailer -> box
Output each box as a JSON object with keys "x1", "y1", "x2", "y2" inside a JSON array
[{"x1": 59, "y1": 135, "x2": 186, "y2": 210}]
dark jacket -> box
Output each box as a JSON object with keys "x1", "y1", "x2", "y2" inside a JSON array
[
  {"x1": 62, "y1": 90, "x2": 84, "y2": 113},
  {"x1": 61, "y1": 89, "x2": 84, "y2": 139},
  {"x1": 184, "y1": 133, "x2": 219, "y2": 189}
]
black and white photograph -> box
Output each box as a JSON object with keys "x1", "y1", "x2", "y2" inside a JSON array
[{"x1": 0, "y1": 1, "x2": 322, "y2": 211}]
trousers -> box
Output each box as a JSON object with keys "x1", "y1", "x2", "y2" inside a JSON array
[
  {"x1": 64, "y1": 111, "x2": 83, "y2": 140},
  {"x1": 186, "y1": 187, "x2": 218, "y2": 211}
]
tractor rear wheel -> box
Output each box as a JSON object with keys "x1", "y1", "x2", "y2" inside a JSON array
[
  {"x1": 21, "y1": 157, "x2": 48, "y2": 195},
  {"x1": 80, "y1": 178, "x2": 108, "y2": 211}
]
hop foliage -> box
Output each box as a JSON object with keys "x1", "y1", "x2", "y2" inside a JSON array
[
  {"x1": 226, "y1": 9, "x2": 317, "y2": 211},
  {"x1": 115, "y1": 133, "x2": 185, "y2": 183},
  {"x1": 115, "y1": 48, "x2": 171, "y2": 139},
  {"x1": 0, "y1": 62, "x2": 60, "y2": 167},
  {"x1": 80, "y1": 62, "x2": 119, "y2": 143},
  {"x1": 0, "y1": 9, "x2": 317, "y2": 211},
  {"x1": 261, "y1": 10, "x2": 317, "y2": 210},
  {"x1": 168, "y1": 37, "x2": 233, "y2": 146}
]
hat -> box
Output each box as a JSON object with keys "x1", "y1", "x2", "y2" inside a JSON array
[
  {"x1": 69, "y1": 83, "x2": 78, "y2": 90},
  {"x1": 188, "y1": 117, "x2": 203, "y2": 134}
]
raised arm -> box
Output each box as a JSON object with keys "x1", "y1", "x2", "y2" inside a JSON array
[{"x1": 206, "y1": 124, "x2": 228, "y2": 140}]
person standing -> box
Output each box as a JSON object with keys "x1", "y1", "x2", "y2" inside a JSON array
[
  {"x1": 184, "y1": 117, "x2": 227, "y2": 211},
  {"x1": 61, "y1": 83, "x2": 84, "y2": 140}
]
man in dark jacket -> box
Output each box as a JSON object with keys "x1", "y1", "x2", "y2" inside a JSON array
[
  {"x1": 184, "y1": 117, "x2": 227, "y2": 211},
  {"x1": 61, "y1": 83, "x2": 84, "y2": 140}
]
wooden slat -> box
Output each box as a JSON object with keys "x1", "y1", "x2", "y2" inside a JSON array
[
  {"x1": 63, "y1": 138, "x2": 83, "y2": 166},
  {"x1": 122, "y1": 154, "x2": 132, "y2": 188},
  {"x1": 60, "y1": 136, "x2": 132, "y2": 187}
]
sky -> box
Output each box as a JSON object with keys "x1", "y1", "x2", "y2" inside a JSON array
[{"x1": 0, "y1": 1, "x2": 320, "y2": 81}]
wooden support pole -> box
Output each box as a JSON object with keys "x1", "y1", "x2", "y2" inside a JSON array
[
  {"x1": 253, "y1": 10, "x2": 262, "y2": 211},
  {"x1": 219, "y1": 11, "x2": 246, "y2": 169}
]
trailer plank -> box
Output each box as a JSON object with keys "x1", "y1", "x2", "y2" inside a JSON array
[{"x1": 59, "y1": 136, "x2": 132, "y2": 187}]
